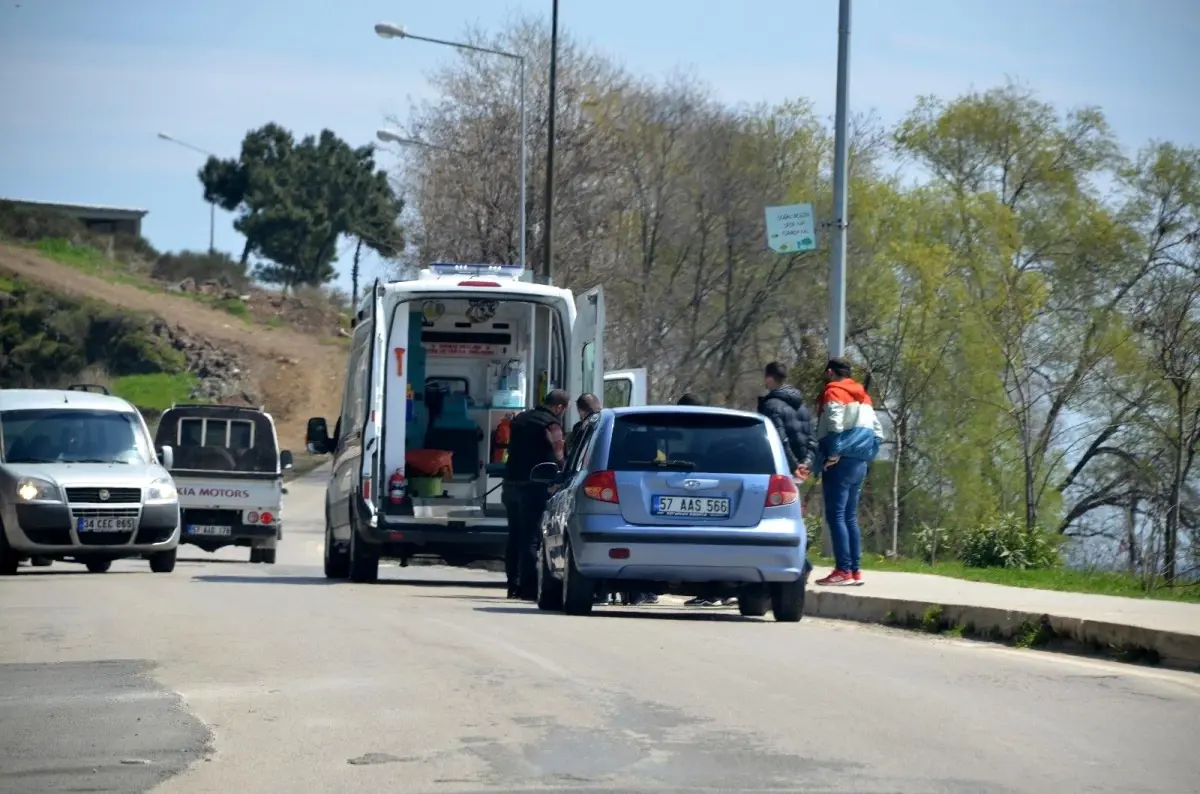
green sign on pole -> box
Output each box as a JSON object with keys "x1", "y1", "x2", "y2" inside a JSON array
[{"x1": 765, "y1": 203, "x2": 817, "y2": 253}]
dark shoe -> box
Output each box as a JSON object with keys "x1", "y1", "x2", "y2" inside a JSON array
[
  {"x1": 507, "y1": 587, "x2": 522, "y2": 599},
  {"x1": 685, "y1": 597, "x2": 715, "y2": 606}
]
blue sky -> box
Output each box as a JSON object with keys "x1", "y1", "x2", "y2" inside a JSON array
[{"x1": 2, "y1": 0, "x2": 1197, "y2": 295}]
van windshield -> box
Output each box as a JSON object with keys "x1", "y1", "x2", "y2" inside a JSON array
[
  {"x1": 608, "y1": 413, "x2": 775, "y2": 475},
  {"x1": 0, "y1": 409, "x2": 149, "y2": 465}
]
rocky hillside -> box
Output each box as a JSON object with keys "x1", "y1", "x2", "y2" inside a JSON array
[{"x1": 0, "y1": 241, "x2": 348, "y2": 453}]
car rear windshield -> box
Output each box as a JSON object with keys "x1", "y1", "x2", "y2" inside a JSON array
[{"x1": 608, "y1": 413, "x2": 776, "y2": 475}]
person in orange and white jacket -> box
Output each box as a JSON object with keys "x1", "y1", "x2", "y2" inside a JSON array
[{"x1": 813, "y1": 358, "x2": 883, "y2": 587}]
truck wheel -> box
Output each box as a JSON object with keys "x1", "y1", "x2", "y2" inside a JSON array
[
  {"x1": 561, "y1": 542, "x2": 594, "y2": 616},
  {"x1": 0, "y1": 531, "x2": 20, "y2": 576},
  {"x1": 770, "y1": 580, "x2": 805, "y2": 623},
  {"x1": 86, "y1": 559, "x2": 112, "y2": 573},
  {"x1": 260, "y1": 548, "x2": 276, "y2": 565},
  {"x1": 348, "y1": 524, "x2": 379, "y2": 583},
  {"x1": 149, "y1": 548, "x2": 177, "y2": 574},
  {"x1": 249, "y1": 548, "x2": 263, "y2": 564},
  {"x1": 536, "y1": 540, "x2": 563, "y2": 611},
  {"x1": 324, "y1": 521, "x2": 350, "y2": 579}
]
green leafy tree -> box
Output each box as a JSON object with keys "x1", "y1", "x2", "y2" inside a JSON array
[{"x1": 199, "y1": 123, "x2": 405, "y2": 288}]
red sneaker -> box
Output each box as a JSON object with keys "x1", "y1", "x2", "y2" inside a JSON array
[
  {"x1": 816, "y1": 569, "x2": 854, "y2": 586},
  {"x1": 851, "y1": 570, "x2": 864, "y2": 585}
]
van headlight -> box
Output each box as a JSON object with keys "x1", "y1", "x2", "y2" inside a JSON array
[
  {"x1": 16, "y1": 478, "x2": 62, "y2": 503},
  {"x1": 146, "y1": 478, "x2": 178, "y2": 504}
]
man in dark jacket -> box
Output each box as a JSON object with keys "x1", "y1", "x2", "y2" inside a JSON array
[
  {"x1": 501, "y1": 389, "x2": 570, "y2": 600},
  {"x1": 757, "y1": 362, "x2": 817, "y2": 481}
]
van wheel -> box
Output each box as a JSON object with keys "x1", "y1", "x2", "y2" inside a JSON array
[
  {"x1": 149, "y1": 548, "x2": 177, "y2": 574},
  {"x1": 30, "y1": 556, "x2": 52, "y2": 567},
  {"x1": 561, "y1": 542, "x2": 593, "y2": 616},
  {"x1": 324, "y1": 521, "x2": 350, "y2": 579},
  {"x1": 348, "y1": 524, "x2": 379, "y2": 583},
  {"x1": 86, "y1": 559, "x2": 112, "y2": 573},
  {"x1": 536, "y1": 540, "x2": 563, "y2": 611},
  {"x1": 0, "y1": 531, "x2": 20, "y2": 576},
  {"x1": 771, "y1": 580, "x2": 805, "y2": 623},
  {"x1": 738, "y1": 589, "x2": 770, "y2": 617}
]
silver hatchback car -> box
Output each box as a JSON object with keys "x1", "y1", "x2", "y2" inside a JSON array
[
  {"x1": 532, "y1": 406, "x2": 810, "y2": 621},
  {"x1": 0, "y1": 388, "x2": 181, "y2": 575}
]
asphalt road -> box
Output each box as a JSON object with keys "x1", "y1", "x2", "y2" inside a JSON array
[{"x1": 2, "y1": 467, "x2": 1199, "y2": 794}]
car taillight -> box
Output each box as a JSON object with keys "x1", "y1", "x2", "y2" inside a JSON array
[
  {"x1": 582, "y1": 470, "x2": 619, "y2": 503},
  {"x1": 765, "y1": 474, "x2": 799, "y2": 507},
  {"x1": 260, "y1": 512, "x2": 274, "y2": 524}
]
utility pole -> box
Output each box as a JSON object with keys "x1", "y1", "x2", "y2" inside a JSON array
[
  {"x1": 542, "y1": 0, "x2": 560, "y2": 285},
  {"x1": 828, "y1": 0, "x2": 852, "y2": 359}
]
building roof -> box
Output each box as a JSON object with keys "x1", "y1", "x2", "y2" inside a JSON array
[{"x1": 1, "y1": 197, "x2": 150, "y2": 220}]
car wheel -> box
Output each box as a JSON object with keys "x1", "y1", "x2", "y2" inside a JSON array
[
  {"x1": 86, "y1": 559, "x2": 112, "y2": 574},
  {"x1": 738, "y1": 590, "x2": 770, "y2": 617},
  {"x1": 249, "y1": 548, "x2": 263, "y2": 564},
  {"x1": 348, "y1": 521, "x2": 379, "y2": 583},
  {"x1": 260, "y1": 548, "x2": 277, "y2": 565},
  {"x1": 561, "y1": 541, "x2": 594, "y2": 616},
  {"x1": 149, "y1": 548, "x2": 177, "y2": 574},
  {"x1": 0, "y1": 531, "x2": 21, "y2": 576},
  {"x1": 771, "y1": 580, "x2": 805, "y2": 623},
  {"x1": 324, "y1": 518, "x2": 350, "y2": 579},
  {"x1": 536, "y1": 539, "x2": 563, "y2": 611}
]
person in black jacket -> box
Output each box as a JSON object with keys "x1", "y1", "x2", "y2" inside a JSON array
[
  {"x1": 501, "y1": 389, "x2": 570, "y2": 600},
  {"x1": 757, "y1": 361, "x2": 817, "y2": 481}
]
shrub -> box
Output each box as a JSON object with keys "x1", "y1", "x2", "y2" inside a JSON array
[
  {"x1": 957, "y1": 513, "x2": 1061, "y2": 570},
  {"x1": 152, "y1": 249, "x2": 249, "y2": 289}
]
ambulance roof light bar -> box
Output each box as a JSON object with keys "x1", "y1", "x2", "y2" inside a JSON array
[{"x1": 427, "y1": 263, "x2": 525, "y2": 280}]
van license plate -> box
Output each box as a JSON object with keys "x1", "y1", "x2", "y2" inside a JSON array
[
  {"x1": 78, "y1": 517, "x2": 136, "y2": 532},
  {"x1": 651, "y1": 496, "x2": 731, "y2": 518},
  {"x1": 188, "y1": 525, "x2": 232, "y2": 536}
]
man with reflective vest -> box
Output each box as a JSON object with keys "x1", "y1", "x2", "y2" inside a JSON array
[{"x1": 501, "y1": 389, "x2": 569, "y2": 600}]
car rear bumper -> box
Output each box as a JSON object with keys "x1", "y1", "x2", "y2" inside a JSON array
[
  {"x1": 574, "y1": 524, "x2": 806, "y2": 584},
  {"x1": 4, "y1": 502, "x2": 180, "y2": 555}
]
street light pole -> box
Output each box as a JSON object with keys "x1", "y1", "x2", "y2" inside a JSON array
[
  {"x1": 543, "y1": 0, "x2": 560, "y2": 286},
  {"x1": 157, "y1": 132, "x2": 217, "y2": 255},
  {"x1": 374, "y1": 23, "x2": 527, "y2": 274},
  {"x1": 828, "y1": 0, "x2": 852, "y2": 360}
]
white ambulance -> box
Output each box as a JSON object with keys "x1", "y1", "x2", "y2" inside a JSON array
[{"x1": 305, "y1": 263, "x2": 647, "y2": 582}]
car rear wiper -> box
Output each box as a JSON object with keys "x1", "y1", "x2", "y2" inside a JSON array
[{"x1": 630, "y1": 459, "x2": 696, "y2": 471}]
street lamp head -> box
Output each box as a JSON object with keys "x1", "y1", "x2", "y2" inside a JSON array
[{"x1": 374, "y1": 22, "x2": 407, "y2": 40}]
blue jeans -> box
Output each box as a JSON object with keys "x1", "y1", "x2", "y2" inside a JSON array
[{"x1": 822, "y1": 458, "x2": 869, "y2": 572}]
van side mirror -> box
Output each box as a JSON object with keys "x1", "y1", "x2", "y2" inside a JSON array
[
  {"x1": 279, "y1": 450, "x2": 294, "y2": 470},
  {"x1": 157, "y1": 445, "x2": 174, "y2": 470},
  {"x1": 306, "y1": 417, "x2": 331, "y2": 455},
  {"x1": 529, "y1": 462, "x2": 560, "y2": 485}
]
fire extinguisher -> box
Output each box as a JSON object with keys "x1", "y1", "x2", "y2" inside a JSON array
[
  {"x1": 388, "y1": 468, "x2": 406, "y2": 503},
  {"x1": 491, "y1": 416, "x2": 512, "y2": 464}
]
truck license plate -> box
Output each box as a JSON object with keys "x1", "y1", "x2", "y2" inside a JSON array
[{"x1": 188, "y1": 525, "x2": 232, "y2": 536}]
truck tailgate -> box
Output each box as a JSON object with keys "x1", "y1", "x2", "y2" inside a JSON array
[{"x1": 175, "y1": 478, "x2": 281, "y2": 509}]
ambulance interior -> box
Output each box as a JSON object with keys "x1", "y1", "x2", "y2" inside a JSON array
[{"x1": 397, "y1": 295, "x2": 573, "y2": 517}]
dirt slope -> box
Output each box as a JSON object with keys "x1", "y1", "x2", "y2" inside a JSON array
[{"x1": 0, "y1": 242, "x2": 347, "y2": 450}]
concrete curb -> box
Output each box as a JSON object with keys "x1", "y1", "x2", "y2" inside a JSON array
[{"x1": 804, "y1": 589, "x2": 1200, "y2": 673}]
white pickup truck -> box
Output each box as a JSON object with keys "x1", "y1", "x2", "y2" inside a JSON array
[{"x1": 154, "y1": 404, "x2": 292, "y2": 564}]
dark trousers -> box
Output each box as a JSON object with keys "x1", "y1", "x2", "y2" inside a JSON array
[{"x1": 502, "y1": 482, "x2": 550, "y2": 592}]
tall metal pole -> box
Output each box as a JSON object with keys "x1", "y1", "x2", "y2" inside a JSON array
[
  {"x1": 518, "y1": 58, "x2": 528, "y2": 273},
  {"x1": 828, "y1": 0, "x2": 852, "y2": 359},
  {"x1": 208, "y1": 201, "x2": 215, "y2": 254},
  {"x1": 542, "y1": 0, "x2": 560, "y2": 285}
]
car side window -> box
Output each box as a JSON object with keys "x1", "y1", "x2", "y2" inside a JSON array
[
  {"x1": 563, "y1": 417, "x2": 597, "y2": 475},
  {"x1": 337, "y1": 321, "x2": 373, "y2": 451}
]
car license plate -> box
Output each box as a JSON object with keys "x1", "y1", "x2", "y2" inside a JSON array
[
  {"x1": 188, "y1": 525, "x2": 232, "y2": 536},
  {"x1": 652, "y1": 496, "x2": 731, "y2": 518},
  {"x1": 77, "y1": 517, "x2": 136, "y2": 532}
]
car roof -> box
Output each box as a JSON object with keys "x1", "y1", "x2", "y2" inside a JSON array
[
  {"x1": 605, "y1": 405, "x2": 764, "y2": 421},
  {"x1": 0, "y1": 389, "x2": 137, "y2": 413}
]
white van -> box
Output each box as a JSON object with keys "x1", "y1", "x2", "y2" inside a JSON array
[{"x1": 306, "y1": 264, "x2": 647, "y2": 583}]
